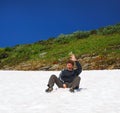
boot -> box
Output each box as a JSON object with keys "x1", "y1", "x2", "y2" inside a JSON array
[
  {"x1": 69, "y1": 88, "x2": 74, "y2": 93},
  {"x1": 45, "y1": 87, "x2": 53, "y2": 92}
]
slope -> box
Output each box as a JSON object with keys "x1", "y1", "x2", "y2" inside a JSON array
[{"x1": 0, "y1": 70, "x2": 120, "y2": 113}]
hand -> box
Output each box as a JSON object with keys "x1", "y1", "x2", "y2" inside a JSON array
[
  {"x1": 63, "y1": 84, "x2": 67, "y2": 88},
  {"x1": 70, "y1": 54, "x2": 77, "y2": 61}
]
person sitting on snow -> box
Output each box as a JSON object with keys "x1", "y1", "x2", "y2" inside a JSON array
[{"x1": 45, "y1": 54, "x2": 82, "y2": 93}]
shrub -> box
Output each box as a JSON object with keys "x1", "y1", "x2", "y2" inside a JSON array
[
  {"x1": 73, "y1": 31, "x2": 90, "y2": 39},
  {"x1": 90, "y1": 30, "x2": 97, "y2": 35},
  {"x1": 55, "y1": 34, "x2": 72, "y2": 44},
  {"x1": 97, "y1": 23, "x2": 120, "y2": 35},
  {"x1": 0, "y1": 52, "x2": 9, "y2": 59}
]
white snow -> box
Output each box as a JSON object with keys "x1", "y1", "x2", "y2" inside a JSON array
[{"x1": 0, "y1": 70, "x2": 120, "y2": 113}]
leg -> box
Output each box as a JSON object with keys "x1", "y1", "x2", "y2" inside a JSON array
[
  {"x1": 69, "y1": 76, "x2": 81, "y2": 89},
  {"x1": 47, "y1": 75, "x2": 63, "y2": 88}
]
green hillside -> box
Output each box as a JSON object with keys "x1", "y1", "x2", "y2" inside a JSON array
[{"x1": 0, "y1": 23, "x2": 120, "y2": 70}]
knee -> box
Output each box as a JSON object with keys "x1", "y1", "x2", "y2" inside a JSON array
[
  {"x1": 51, "y1": 74, "x2": 57, "y2": 79},
  {"x1": 75, "y1": 76, "x2": 81, "y2": 81},
  {"x1": 79, "y1": 76, "x2": 81, "y2": 81}
]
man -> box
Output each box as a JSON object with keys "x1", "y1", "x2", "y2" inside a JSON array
[{"x1": 45, "y1": 54, "x2": 82, "y2": 93}]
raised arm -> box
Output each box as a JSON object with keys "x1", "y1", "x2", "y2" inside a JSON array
[
  {"x1": 70, "y1": 54, "x2": 82, "y2": 75},
  {"x1": 75, "y1": 61, "x2": 82, "y2": 76}
]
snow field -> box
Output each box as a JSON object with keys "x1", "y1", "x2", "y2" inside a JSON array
[{"x1": 0, "y1": 70, "x2": 120, "y2": 113}]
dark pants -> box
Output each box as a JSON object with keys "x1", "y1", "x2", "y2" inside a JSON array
[{"x1": 47, "y1": 75, "x2": 81, "y2": 89}]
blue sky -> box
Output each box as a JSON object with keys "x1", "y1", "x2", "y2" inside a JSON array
[{"x1": 0, "y1": 0, "x2": 120, "y2": 47}]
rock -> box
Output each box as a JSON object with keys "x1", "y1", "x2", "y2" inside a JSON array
[
  {"x1": 3, "y1": 65, "x2": 14, "y2": 70},
  {"x1": 39, "y1": 66, "x2": 51, "y2": 70},
  {"x1": 83, "y1": 63, "x2": 90, "y2": 70},
  {"x1": 39, "y1": 52, "x2": 47, "y2": 58},
  {"x1": 81, "y1": 54, "x2": 91, "y2": 58},
  {"x1": 83, "y1": 57, "x2": 91, "y2": 62},
  {"x1": 107, "y1": 65, "x2": 115, "y2": 69},
  {"x1": 49, "y1": 64, "x2": 59, "y2": 70}
]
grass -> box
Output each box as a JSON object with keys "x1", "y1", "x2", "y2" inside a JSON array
[{"x1": 36, "y1": 33, "x2": 120, "y2": 65}]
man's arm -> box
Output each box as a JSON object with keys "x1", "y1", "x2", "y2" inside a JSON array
[
  {"x1": 70, "y1": 54, "x2": 82, "y2": 75},
  {"x1": 59, "y1": 70, "x2": 64, "y2": 82},
  {"x1": 75, "y1": 61, "x2": 82, "y2": 76}
]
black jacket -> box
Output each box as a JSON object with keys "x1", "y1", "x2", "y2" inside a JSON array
[{"x1": 59, "y1": 61, "x2": 82, "y2": 83}]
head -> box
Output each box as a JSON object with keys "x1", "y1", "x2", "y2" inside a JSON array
[{"x1": 66, "y1": 60, "x2": 74, "y2": 71}]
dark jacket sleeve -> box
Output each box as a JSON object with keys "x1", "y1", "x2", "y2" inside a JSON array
[
  {"x1": 74, "y1": 61, "x2": 82, "y2": 76},
  {"x1": 59, "y1": 70, "x2": 64, "y2": 82}
]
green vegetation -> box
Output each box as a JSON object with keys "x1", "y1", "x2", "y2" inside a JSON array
[{"x1": 0, "y1": 23, "x2": 120, "y2": 70}]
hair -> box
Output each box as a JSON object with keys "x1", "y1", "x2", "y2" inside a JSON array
[{"x1": 67, "y1": 60, "x2": 74, "y2": 66}]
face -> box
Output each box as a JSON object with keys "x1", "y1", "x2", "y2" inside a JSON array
[{"x1": 67, "y1": 63, "x2": 73, "y2": 71}]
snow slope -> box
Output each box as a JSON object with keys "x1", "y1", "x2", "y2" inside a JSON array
[{"x1": 0, "y1": 70, "x2": 120, "y2": 113}]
